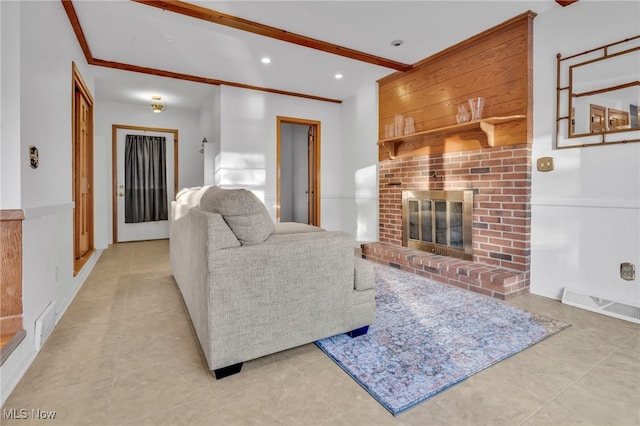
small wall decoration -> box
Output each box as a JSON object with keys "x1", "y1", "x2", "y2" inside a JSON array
[{"x1": 29, "y1": 145, "x2": 39, "y2": 169}]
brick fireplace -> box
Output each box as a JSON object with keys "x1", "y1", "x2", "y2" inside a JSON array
[
  {"x1": 362, "y1": 144, "x2": 532, "y2": 300},
  {"x1": 365, "y1": 12, "x2": 535, "y2": 299}
]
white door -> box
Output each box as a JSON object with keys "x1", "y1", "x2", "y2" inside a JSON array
[{"x1": 116, "y1": 128, "x2": 175, "y2": 242}]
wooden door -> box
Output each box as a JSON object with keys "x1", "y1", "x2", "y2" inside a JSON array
[
  {"x1": 73, "y1": 64, "x2": 94, "y2": 275},
  {"x1": 307, "y1": 126, "x2": 316, "y2": 226}
]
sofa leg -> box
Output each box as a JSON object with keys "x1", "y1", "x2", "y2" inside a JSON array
[
  {"x1": 214, "y1": 362, "x2": 243, "y2": 379},
  {"x1": 347, "y1": 325, "x2": 369, "y2": 338}
]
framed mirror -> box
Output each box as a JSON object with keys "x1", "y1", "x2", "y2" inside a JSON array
[{"x1": 556, "y1": 35, "x2": 640, "y2": 149}]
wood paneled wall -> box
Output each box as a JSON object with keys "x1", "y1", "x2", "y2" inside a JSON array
[
  {"x1": 378, "y1": 11, "x2": 535, "y2": 158},
  {"x1": 0, "y1": 210, "x2": 24, "y2": 337}
]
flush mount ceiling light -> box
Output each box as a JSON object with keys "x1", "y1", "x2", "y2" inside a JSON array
[
  {"x1": 334, "y1": 73, "x2": 343, "y2": 79},
  {"x1": 151, "y1": 96, "x2": 166, "y2": 113},
  {"x1": 261, "y1": 57, "x2": 271, "y2": 64}
]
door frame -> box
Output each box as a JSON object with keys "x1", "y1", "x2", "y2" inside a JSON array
[
  {"x1": 276, "y1": 116, "x2": 321, "y2": 226},
  {"x1": 111, "y1": 124, "x2": 179, "y2": 244},
  {"x1": 72, "y1": 62, "x2": 94, "y2": 275}
]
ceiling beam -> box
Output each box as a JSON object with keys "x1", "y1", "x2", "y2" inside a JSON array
[
  {"x1": 132, "y1": 0, "x2": 413, "y2": 72},
  {"x1": 60, "y1": 0, "x2": 341, "y2": 103},
  {"x1": 90, "y1": 58, "x2": 342, "y2": 103},
  {"x1": 61, "y1": 0, "x2": 93, "y2": 63}
]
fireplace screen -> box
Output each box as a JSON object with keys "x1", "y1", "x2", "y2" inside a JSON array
[{"x1": 402, "y1": 190, "x2": 473, "y2": 260}]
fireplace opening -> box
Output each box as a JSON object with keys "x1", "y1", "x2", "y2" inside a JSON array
[{"x1": 402, "y1": 190, "x2": 473, "y2": 260}]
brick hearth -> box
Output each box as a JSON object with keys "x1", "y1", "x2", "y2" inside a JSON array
[
  {"x1": 362, "y1": 242, "x2": 528, "y2": 300},
  {"x1": 375, "y1": 144, "x2": 532, "y2": 299}
]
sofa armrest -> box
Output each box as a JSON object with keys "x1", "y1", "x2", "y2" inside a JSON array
[
  {"x1": 170, "y1": 204, "x2": 240, "y2": 369},
  {"x1": 192, "y1": 208, "x2": 241, "y2": 250},
  {"x1": 354, "y1": 257, "x2": 375, "y2": 291}
]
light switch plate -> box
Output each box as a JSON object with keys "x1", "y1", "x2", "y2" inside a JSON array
[{"x1": 537, "y1": 157, "x2": 554, "y2": 172}]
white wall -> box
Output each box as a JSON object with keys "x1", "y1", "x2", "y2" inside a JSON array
[
  {"x1": 95, "y1": 100, "x2": 204, "y2": 245},
  {"x1": 200, "y1": 86, "x2": 221, "y2": 186},
  {"x1": 218, "y1": 85, "x2": 345, "y2": 230},
  {"x1": 0, "y1": 1, "x2": 99, "y2": 405},
  {"x1": 338, "y1": 85, "x2": 379, "y2": 242},
  {"x1": 0, "y1": 1, "x2": 21, "y2": 209},
  {"x1": 279, "y1": 123, "x2": 294, "y2": 221},
  {"x1": 531, "y1": 1, "x2": 640, "y2": 305}
]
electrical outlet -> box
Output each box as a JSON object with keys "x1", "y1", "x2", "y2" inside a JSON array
[
  {"x1": 620, "y1": 262, "x2": 635, "y2": 281},
  {"x1": 537, "y1": 157, "x2": 554, "y2": 172}
]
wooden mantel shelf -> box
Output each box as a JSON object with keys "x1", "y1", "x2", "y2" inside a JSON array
[{"x1": 377, "y1": 115, "x2": 526, "y2": 159}]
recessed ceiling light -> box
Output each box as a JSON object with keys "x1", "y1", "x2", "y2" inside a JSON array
[
  {"x1": 261, "y1": 57, "x2": 271, "y2": 64},
  {"x1": 390, "y1": 39, "x2": 404, "y2": 47},
  {"x1": 334, "y1": 73, "x2": 343, "y2": 79}
]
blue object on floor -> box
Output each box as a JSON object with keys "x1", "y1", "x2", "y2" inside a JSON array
[{"x1": 347, "y1": 325, "x2": 369, "y2": 338}]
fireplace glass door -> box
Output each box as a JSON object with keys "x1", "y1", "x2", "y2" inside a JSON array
[{"x1": 403, "y1": 190, "x2": 473, "y2": 260}]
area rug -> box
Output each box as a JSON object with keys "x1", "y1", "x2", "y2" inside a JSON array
[{"x1": 315, "y1": 264, "x2": 570, "y2": 416}]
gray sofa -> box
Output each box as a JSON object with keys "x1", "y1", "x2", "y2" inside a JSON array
[{"x1": 170, "y1": 185, "x2": 376, "y2": 378}]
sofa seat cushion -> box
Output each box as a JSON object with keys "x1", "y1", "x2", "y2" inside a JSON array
[
  {"x1": 274, "y1": 222, "x2": 325, "y2": 235},
  {"x1": 200, "y1": 186, "x2": 275, "y2": 245}
]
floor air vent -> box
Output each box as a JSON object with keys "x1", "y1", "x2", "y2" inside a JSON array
[
  {"x1": 562, "y1": 288, "x2": 640, "y2": 324},
  {"x1": 34, "y1": 302, "x2": 56, "y2": 350}
]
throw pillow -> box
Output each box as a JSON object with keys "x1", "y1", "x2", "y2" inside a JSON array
[{"x1": 200, "y1": 186, "x2": 275, "y2": 245}]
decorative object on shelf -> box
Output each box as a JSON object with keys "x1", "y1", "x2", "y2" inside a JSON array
[
  {"x1": 456, "y1": 105, "x2": 470, "y2": 124},
  {"x1": 29, "y1": 145, "x2": 39, "y2": 169},
  {"x1": 468, "y1": 97, "x2": 485, "y2": 121},
  {"x1": 394, "y1": 114, "x2": 405, "y2": 137},
  {"x1": 385, "y1": 124, "x2": 395, "y2": 138},
  {"x1": 150, "y1": 96, "x2": 166, "y2": 113},
  {"x1": 377, "y1": 115, "x2": 526, "y2": 159},
  {"x1": 404, "y1": 117, "x2": 415, "y2": 135}
]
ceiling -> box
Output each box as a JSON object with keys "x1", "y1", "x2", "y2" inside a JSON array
[{"x1": 69, "y1": 1, "x2": 561, "y2": 112}]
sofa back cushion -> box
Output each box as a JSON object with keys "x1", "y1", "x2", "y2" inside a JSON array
[
  {"x1": 175, "y1": 185, "x2": 213, "y2": 208},
  {"x1": 200, "y1": 186, "x2": 275, "y2": 245}
]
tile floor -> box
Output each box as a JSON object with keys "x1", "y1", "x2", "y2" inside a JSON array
[{"x1": 3, "y1": 240, "x2": 639, "y2": 425}]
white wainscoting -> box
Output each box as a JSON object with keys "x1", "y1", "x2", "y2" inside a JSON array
[{"x1": 531, "y1": 199, "x2": 639, "y2": 306}]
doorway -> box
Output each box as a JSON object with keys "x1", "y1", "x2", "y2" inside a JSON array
[
  {"x1": 111, "y1": 125, "x2": 178, "y2": 243},
  {"x1": 276, "y1": 116, "x2": 320, "y2": 226},
  {"x1": 72, "y1": 63, "x2": 94, "y2": 275}
]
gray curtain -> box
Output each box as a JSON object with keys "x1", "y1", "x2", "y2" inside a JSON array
[{"x1": 125, "y1": 135, "x2": 168, "y2": 223}]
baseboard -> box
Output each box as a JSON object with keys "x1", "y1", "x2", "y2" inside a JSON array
[{"x1": 0, "y1": 339, "x2": 38, "y2": 406}]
